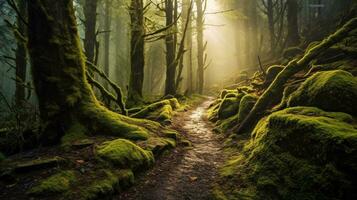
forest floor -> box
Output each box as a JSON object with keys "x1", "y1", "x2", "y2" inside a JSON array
[{"x1": 117, "y1": 98, "x2": 226, "y2": 200}]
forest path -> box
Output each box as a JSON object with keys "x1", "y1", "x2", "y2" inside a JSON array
[{"x1": 117, "y1": 98, "x2": 225, "y2": 200}]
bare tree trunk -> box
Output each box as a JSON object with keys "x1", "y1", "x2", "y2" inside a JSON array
[
  {"x1": 103, "y1": 0, "x2": 112, "y2": 87},
  {"x1": 286, "y1": 0, "x2": 300, "y2": 47},
  {"x1": 196, "y1": 0, "x2": 204, "y2": 94},
  {"x1": 184, "y1": 0, "x2": 193, "y2": 94},
  {"x1": 267, "y1": 0, "x2": 275, "y2": 54},
  {"x1": 15, "y1": 0, "x2": 27, "y2": 106},
  {"x1": 164, "y1": 0, "x2": 176, "y2": 95},
  {"x1": 83, "y1": 0, "x2": 97, "y2": 63},
  {"x1": 128, "y1": 0, "x2": 145, "y2": 105}
]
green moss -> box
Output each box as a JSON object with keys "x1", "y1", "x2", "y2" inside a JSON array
[
  {"x1": 288, "y1": 70, "x2": 357, "y2": 115},
  {"x1": 81, "y1": 169, "x2": 134, "y2": 200},
  {"x1": 221, "y1": 106, "x2": 357, "y2": 199},
  {"x1": 28, "y1": 170, "x2": 76, "y2": 195},
  {"x1": 162, "y1": 129, "x2": 179, "y2": 140},
  {"x1": 96, "y1": 139, "x2": 154, "y2": 170},
  {"x1": 237, "y1": 94, "x2": 258, "y2": 124},
  {"x1": 220, "y1": 89, "x2": 238, "y2": 99},
  {"x1": 61, "y1": 121, "x2": 88, "y2": 149}
]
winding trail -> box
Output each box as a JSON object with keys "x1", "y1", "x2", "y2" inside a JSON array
[{"x1": 117, "y1": 99, "x2": 225, "y2": 200}]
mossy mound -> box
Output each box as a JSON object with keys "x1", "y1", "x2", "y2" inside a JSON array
[
  {"x1": 145, "y1": 137, "x2": 176, "y2": 155},
  {"x1": 131, "y1": 98, "x2": 180, "y2": 124},
  {"x1": 217, "y1": 94, "x2": 244, "y2": 120},
  {"x1": 221, "y1": 107, "x2": 357, "y2": 199},
  {"x1": 283, "y1": 47, "x2": 303, "y2": 59},
  {"x1": 28, "y1": 170, "x2": 76, "y2": 196},
  {"x1": 219, "y1": 89, "x2": 238, "y2": 99},
  {"x1": 288, "y1": 70, "x2": 357, "y2": 115},
  {"x1": 96, "y1": 139, "x2": 154, "y2": 170},
  {"x1": 264, "y1": 65, "x2": 284, "y2": 84},
  {"x1": 237, "y1": 94, "x2": 258, "y2": 124},
  {"x1": 80, "y1": 169, "x2": 134, "y2": 200}
]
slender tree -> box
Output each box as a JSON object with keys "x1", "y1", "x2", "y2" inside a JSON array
[
  {"x1": 83, "y1": 0, "x2": 97, "y2": 63},
  {"x1": 183, "y1": 0, "x2": 193, "y2": 94},
  {"x1": 128, "y1": 0, "x2": 145, "y2": 105},
  {"x1": 103, "y1": 0, "x2": 112, "y2": 82},
  {"x1": 164, "y1": 0, "x2": 177, "y2": 95},
  {"x1": 286, "y1": 0, "x2": 300, "y2": 47},
  {"x1": 14, "y1": 0, "x2": 27, "y2": 106},
  {"x1": 195, "y1": 0, "x2": 205, "y2": 94}
]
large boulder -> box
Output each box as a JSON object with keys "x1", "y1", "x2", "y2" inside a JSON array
[
  {"x1": 217, "y1": 94, "x2": 244, "y2": 120},
  {"x1": 222, "y1": 107, "x2": 357, "y2": 199},
  {"x1": 237, "y1": 94, "x2": 258, "y2": 124},
  {"x1": 288, "y1": 70, "x2": 357, "y2": 115}
]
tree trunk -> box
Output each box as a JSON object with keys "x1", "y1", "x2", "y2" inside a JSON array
[
  {"x1": 286, "y1": 0, "x2": 300, "y2": 47},
  {"x1": 15, "y1": 0, "x2": 27, "y2": 106},
  {"x1": 27, "y1": 0, "x2": 156, "y2": 144},
  {"x1": 183, "y1": 0, "x2": 193, "y2": 94},
  {"x1": 83, "y1": 0, "x2": 97, "y2": 63},
  {"x1": 164, "y1": 0, "x2": 176, "y2": 95},
  {"x1": 196, "y1": 0, "x2": 204, "y2": 94},
  {"x1": 128, "y1": 0, "x2": 145, "y2": 105},
  {"x1": 103, "y1": 0, "x2": 111, "y2": 88},
  {"x1": 267, "y1": 0, "x2": 276, "y2": 54}
]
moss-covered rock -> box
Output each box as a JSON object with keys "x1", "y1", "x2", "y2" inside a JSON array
[
  {"x1": 131, "y1": 98, "x2": 180, "y2": 124},
  {"x1": 221, "y1": 107, "x2": 357, "y2": 199},
  {"x1": 283, "y1": 47, "x2": 303, "y2": 59},
  {"x1": 96, "y1": 139, "x2": 154, "y2": 170},
  {"x1": 288, "y1": 70, "x2": 357, "y2": 115},
  {"x1": 237, "y1": 94, "x2": 258, "y2": 124},
  {"x1": 80, "y1": 169, "x2": 134, "y2": 200},
  {"x1": 264, "y1": 65, "x2": 284, "y2": 84},
  {"x1": 217, "y1": 94, "x2": 244, "y2": 120},
  {"x1": 28, "y1": 170, "x2": 76, "y2": 196},
  {"x1": 145, "y1": 137, "x2": 176, "y2": 155},
  {"x1": 219, "y1": 89, "x2": 238, "y2": 99}
]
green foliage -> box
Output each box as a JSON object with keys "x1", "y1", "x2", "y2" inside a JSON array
[
  {"x1": 288, "y1": 70, "x2": 357, "y2": 115},
  {"x1": 96, "y1": 139, "x2": 154, "y2": 170},
  {"x1": 28, "y1": 170, "x2": 76, "y2": 195},
  {"x1": 221, "y1": 107, "x2": 357, "y2": 199}
]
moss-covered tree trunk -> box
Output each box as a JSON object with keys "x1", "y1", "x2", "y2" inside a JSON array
[
  {"x1": 15, "y1": 0, "x2": 27, "y2": 106},
  {"x1": 128, "y1": 0, "x2": 145, "y2": 105},
  {"x1": 27, "y1": 0, "x2": 155, "y2": 144}
]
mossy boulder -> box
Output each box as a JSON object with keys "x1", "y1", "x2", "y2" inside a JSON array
[
  {"x1": 288, "y1": 70, "x2": 357, "y2": 115},
  {"x1": 145, "y1": 137, "x2": 176, "y2": 155},
  {"x1": 96, "y1": 139, "x2": 154, "y2": 170},
  {"x1": 28, "y1": 170, "x2": 76, "y2": 196},
  {"x1": 220, "y1": 89, "x2": 238, "y2": 99},
  {"x1": 237, "y1": 94, "x2": 258, "y2": 124},
  {"x1": 264, "y1": 65, "x2": 284, "y2": 84},
  {"x1": 283, "y1": 47, "x2": 303, "y2": 59},
  {"x1": 222, "y1": 107, "x2": 357, "y2": 199},
  {"x1": 217, "y1": 94, "x2": 244, "y2": 120}
]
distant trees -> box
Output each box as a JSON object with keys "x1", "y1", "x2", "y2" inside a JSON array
[
  {"x1": 286, "y1": 0, "x2": 300, "y2": 47},
  {"x1": 83, "y1": 0, "x2": 98, "y2": 64},
  {"x1": 195, "y1": 0, "x2": 205, "y2": 94}
]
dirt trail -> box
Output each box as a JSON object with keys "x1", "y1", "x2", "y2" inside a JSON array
[{"x1": 117, "y1": 99, "x2": 225, "y2": 200}]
